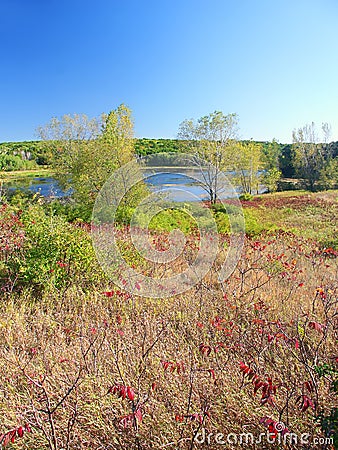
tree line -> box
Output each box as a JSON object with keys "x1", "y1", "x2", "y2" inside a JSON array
[{"x1": 1, "y1": 106, "x2": 337, "y2": 203}]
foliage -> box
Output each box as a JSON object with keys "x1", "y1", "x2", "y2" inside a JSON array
[
  {"x1": 231, "y1": 141, "x2": 263, "y2": 194},
  {"x1": 263, "y1": 167, "x2": 282, "y2": 193},
  {"x1": 37, "y1": 105, "x2": 147, "y2": 221},
  {"x1": 0, "y1": 141, "x2": 53, "y2": 168},
  {"x1": 315, "y1": 364, "x2": 338, "y2": 448},
  {"x1": 177, "y1": 111, "x2": 239, "y2": 203},
  {"x1": 239, "y1": 193, "x2": 254, "y2": 201},
  {"x1": 2, "y1": 132, "x2": 337, "y2": 199},
  {"x1": 319, "y1": 158, "x2": 338, "y2": 189},
  {"x1": 0, "y1": 195, "x2": 337, "y2": 448},
  {"x1": 0, "y1": 153, "x2": 36, "y2": 171},
  {"x1": 0, "y1": 201, "x2": 104, "y2": 294},
  {"x1": 292, "y1": 122, "x2": 332, "y2": 191},
  {"x1": 134, "y1": 138, "x2": 189, "y2": 155},
  {"x1": 261, "y1": 138, "x2": 280, "y2": 171}
]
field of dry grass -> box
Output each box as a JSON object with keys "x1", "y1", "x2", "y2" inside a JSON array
[{"x1": 0, "y1": 191, "x2": 337, "y2": 449}]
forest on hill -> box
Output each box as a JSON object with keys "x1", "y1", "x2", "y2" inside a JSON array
[{"x1": 1, "y1": 137, "x2": 338, "y2": 181}]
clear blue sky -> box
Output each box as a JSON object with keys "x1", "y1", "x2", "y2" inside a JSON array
[{"x1": 1, "y1": 0, "x2": 338, "y2": 143}]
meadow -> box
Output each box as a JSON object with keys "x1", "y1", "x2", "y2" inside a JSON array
[{"x1": 0, "y1": 190, "x2": 337, "y2": 449}]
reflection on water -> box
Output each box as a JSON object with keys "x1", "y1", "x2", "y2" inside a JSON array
[
  {"x1": 143, "y1": 167, "x2": 266, "y2": 201},
  {"x1": 3, "y1": 168, "x2": 266, "y2": 202},
  {"x1": 2, "y1": 177, "x2": 69, "y2": 198}
]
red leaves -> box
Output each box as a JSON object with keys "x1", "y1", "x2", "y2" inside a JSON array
[
  {"x1": 134, "y1": 408, "x2": 143, "y2": 422},
  {"x1": 0, "y1": 424, "x2": 31, "y2": 448},
  {"x1": 303, "y1": 380, "x2": 314, "y2": 394},
  {"x1": 296, "y1": 394, "x2": 315, "y2": 412},
  {"x1": 108, "y1": 384, "x2": 135, "y2": 401},
  {"x1": 211, "y1": 316, "x2": 225, "y2": 330},
  {"x1": 308, "y1": 321, "x2": 324, "y2": 333},
  {"x1": 119, "y1": 408, "x2": 142, "y2": 428},
  {"x1": 0, "y1": 206, "x2": 25, "y2": 256},
  {"x1": 210, "y1": 316, "x2": 236, "y2": 335},
  {"x1": 315, "y1": 287, "x2": 327, "y2": 299},
  {"x1": 239, "y1": 363, "x2": 277, "y2": 406},
  {"x1": 199, "y1": 342, "x2": 227, "y2": 356},
  {"x1": 161, "y1": 360, "x2": 185, "y2": 374},
  {"x1": 260, "y1": 417, "x2": 289, "y2": 438},
  {"x1": 239, "y1": 362, "x2": 255, "y2": 378},
  {"x1": 188, "y1": 413, "x2": 204, "y2": 424},
  {"x1": 253, "y1": 378, "x2": 265, "y2": 395},
  {"x1": 102, "y1": 290, "x2": 131, "y2": 300},
  {"x1": 321, "y1": 247, "x2": 338, "y2": 258},
  {"x1": 260, "y1": 378, "x2": 277, "y2": 406},
  {"x1": 251, "y1": 241, "x2": 266, "y2": 251},
  {"x1": 56, "y1": 261, "x2": 68, "y2": 268},
  {"x1": 199, "y1": 343, "x2": 212, "y2": 356},
  {"x1": 208, "y1": 368, "x2": 216, "y2": 380},
  {"x1": 102, "y1": 291, "x2": 114, "y2": 297}
]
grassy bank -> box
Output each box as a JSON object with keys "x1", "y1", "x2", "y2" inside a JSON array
[{"x1": 0, "y1": 167, "x2": 54, "y2": 181}]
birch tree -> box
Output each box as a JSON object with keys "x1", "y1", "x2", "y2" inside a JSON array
[{"x1": 177, "y1": 111, "x2": 239, "y2": 203}]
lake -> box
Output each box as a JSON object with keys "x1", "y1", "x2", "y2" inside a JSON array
[{"x1": 2, "y1": 168, "x2": 266, "y2": 201}]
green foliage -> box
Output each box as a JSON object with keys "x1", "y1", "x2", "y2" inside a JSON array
[
  {"x1": 148, "y1": 208, "x2": 196, "y2": 233},
  {"x1": 263, "y1": 167, "x2": 282, "y2": 193},
  {"x1": 177, "y1": 111, "x2": 239, "y2": 203},
  {"x1": 261, "y1": 138, "x2": 281, "y2": 171},
  {"x1": 0, "y1": 203, "x2": 104, "y2": 294},
  {"x1": 279, "y1": 144, "x2": 296, "y2": 178},
  {"x1": 239, "y1": 193, "x2": 254, "y2": 201},
  {"x1": 292, "y1": 122, "x2": 332, "y2": 191},
  {"x1": 319, "y1": 158, "x2": 338, "y2": 189},
  {"x1": 134, "y1": 138, "x2": 188, "y2": 156},
  {"x1": 38, "y1": 105, "x2": 147, "y2": 221},
  {"x1": 0, "y1": 141, "x2": 53, "y2": 168},
  {"x1": 142, "y1": 152, "x2": 188, "y2": 166},
  {"x1": 315, "y1": 363, "x2": 338, "y2": 448},
  {"x1": 232, "y1": 141, "x2": 263, "y2": 195},
  {"x1": 0, "y1": 153, "x2": 37, "y2": 171}
]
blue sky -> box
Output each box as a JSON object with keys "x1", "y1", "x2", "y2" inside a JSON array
[{"x1": 1, "y1": 0, "x2": 337, "y2": 143}]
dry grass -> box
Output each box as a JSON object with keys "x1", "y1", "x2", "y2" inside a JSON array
[{"x1": 0, "y1": 230, "x2": 337, "y2": 449}]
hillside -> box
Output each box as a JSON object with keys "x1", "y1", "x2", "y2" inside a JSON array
[{"x1": 1, "y1": 138, "x2": 338, "y2": 181}]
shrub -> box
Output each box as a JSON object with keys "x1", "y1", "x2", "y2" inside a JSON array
[
  {"x1": 0, "y1": 203, "x2": 104, "y2": 294},
  {"x1": 239, "y1": 192, "x2": 254, "y2": 201}
]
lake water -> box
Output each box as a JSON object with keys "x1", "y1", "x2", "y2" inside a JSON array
[
  {"x1": 3, "y1": 176, "x2": 69, "y2": 198},
  {"x1": 3, "y1": 169, "x2": 266, "y2": 201}
]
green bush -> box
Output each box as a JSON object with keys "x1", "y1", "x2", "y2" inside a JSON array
[
  {"x1": 239, "y1": 193, "x2": 254, "y2": 201},
  {"x1": 0, "y1": 203, "x2": 105, "y2": 294},
  {"x1": 0, "y1": 154, "x2": 37, "y2": 171}
]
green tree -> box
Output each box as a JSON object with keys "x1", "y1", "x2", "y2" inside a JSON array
[
  {"x1": 177, "y1": 111, "x2": 239, "y2": 203},
  {"x1": 38, "y1": 104, "x2": 140, "y2": 219},
  {"x1": 261, "y1": 139, "x2": 282, "y2": 192},
  {"x1": 292, "y1": 122, "x2": 331, "y2": 191},
  {"x1": 319, "y1": 158, "x2": 338, "y2": 189},
  {"x1": 232, "y1": 141, "x2": 263, "y2": 195}
]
